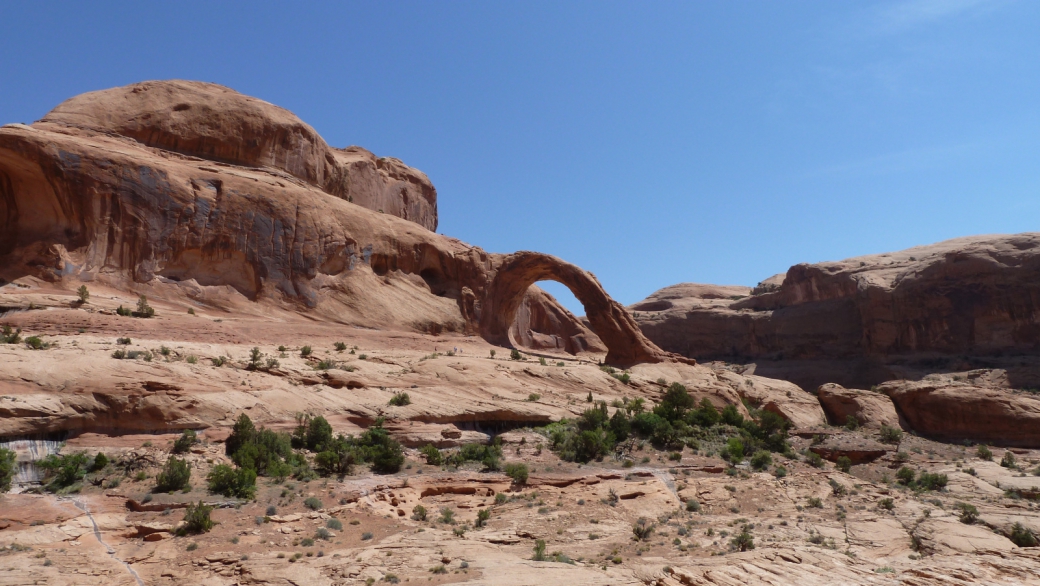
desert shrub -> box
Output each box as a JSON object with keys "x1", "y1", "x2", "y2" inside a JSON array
[
  {"x1": 24, "y1": 336, "x2": 48, "y2": 350},
  {"x1": 117, "y1": 337, "x2": 131, "y2": 345},
  {"x1": 750, "y1": 450, "x2": 772, "y2": 471},
  {"x1": 1009, "y1": 522, "x2": 1038, "y2": 547},
  {"x1": 0, "y1": 448, "x2": 15, "y2": 493},
  {"x1": 878, "y1": 497, "x2": 894, "y2": 510},
  {"x1": 206, "y1": 464, "x2": 256, "y2": 499},
  {"x1": 724, "y1": 438, "x2": 746, "y2": 463},
  {"x1": 532, "y1": 539, "x2": 547, "y2": 561},
  {"x1": 879, "y1": 425, "x2": 903, "y2": 444},
  {"x1": 836, "y1": 456, "x2": 852, "y2": 473},
  {"x1": 916, "y1": 472, "x2": 947, "y2": 491},
  {"x1": 315, "y1": 527, "x2": 331, "y2": 540},
  {"x1": 439, "y1": 508, "x2": 455, "y2": 524},
  {"x1": 304, "y1": 497, "x2": 323, "y2": 510},
  {"x1": 806, "y1": 451, "x2": 825, "y2": 468},
  {"x1": 1001, "y1": 451, "x2": 1017, "y2": 469},
  {"x1": 388, "y1": 393, "x2": 411, "y2": 407},
  {"x1": 116, "y1": 305, "x2": 131, "y2": 316},
  {"x1": 186, "y1": 355, "x2": 197, "y2": 364},
  {"x1": 300, "y1": 346, "x2": 312, "y2": 357},
  {"x1": 686, "y1": 499, "x2": 700, "y2": 512},
  {"x1": 476, "y1": 508, "x2": 491, "y2": 527},
  {"x1": 91, "y1": 452, "x2": 109, "y2": 471},
  {"x1": 419, "y1": 444, "x2": 442, "y2": 466},
  {"x1": 527, "y1": 393, "x2": 541, "y2": 401},
  {"x1": 632, "y1": 517, "x2": 655, "y2": 541},
  {"x1": 504, "y1": 463, "x2": 529, "y2": 485},
  {"x1": 266, "y1": 505, "x2": 277, "y2": 516},
  {"x1": 155, "y1": 457, "x2": 191, "y2": 493},
  {"x1": 829, "y1": 478, "x2": 848, "y2": 497},
  {"x1": 172, "y1": 429, "x2": 198, "y2": 454},
  {"x1": 731, "y1": 525, "x2": 755, "y2": 551},
  {"x1": 808, "y1": 497, "x2": 823, "y2": 508},
  {"x1": 77, "y1": 285, "x2": 89, "y2": 302},
  {"x1": 334, "y1": 342, "x2": 347, "y2": 351},
  {"x1": 844, "y1": 415, "x2": 859, "y2": 431},
  {"x1": 38, "y1": 452, "x2": 90, "y2": 492},
  {"x1": 977, "y1": 445, "x2": 993, "y2": 461},
  {"x1": 773, "y1": 465, "x2": 788, "y2": 478},
  {"x1": 181, "y1": 501, "x2": 214, "y2": 534},
  {"x1": 327, "y1": 518, "x2": 343, "y2": 530},
  {"x1": 412, "y1": 504, "x2": 427, "y2": 521},
  {"x1": 247, "y1": 347, "x2": 264, "y2": 370},
  {"x1": 510, "y1": 349, "x2": 522, "y2": 360},
  {"x1": 956, "y1": 502, "x2": 979, "y2": 524},
  {"x1": 896, "y1": 466, "x2": 915, "y2": 485},
  {"x1": 134, "y1": 295, "x2": 155, "y2": 318},
  {"x1": 0, "y1": 325, "x2": 22, "y2": 344},
  {"x1": 538, "y1": 357, "x2": 547, "y2": 366}
]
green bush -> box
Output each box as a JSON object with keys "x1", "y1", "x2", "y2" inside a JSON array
[
  {"x1": 977, "y1": 445, "x2": 993, "y2": 461},
  {"x1": 304, "y1": 497, "x2": 323, "y2": 510},
  {"x1": 206, "y1": 464, "x2": 256, "y2": 499},
  {"x1": 91, "y1": 452, "x2": 109, "y2": 472},
  {"x1": 879, "y1": 425, "x2": 903, "y2": 444},
  {"x1": 24, "y1": 336, "x2": 48, "y2": 350},
  {"x1": 510, "y1": 349, "x2": 522, "y2": 360},
  {"x1": 412, "y1": 505, "x2": 427, "y2": 521},
  {"x1": 1009, "y1": 522, "x2": 1038, "y2": 547},
  {"x1": 419, "y1": 444, "x2": 442, "y2": 466},
  {"x1": 134, "y1": 295, "x2": 155, "y2": 318},
  {"x1": 182, "y1": 501, "x2": 214, "y2": 534},
  {"x1": 388, "y1": 393, "x2": 411, "y2": 406},
  {"x1": 956, "y1": 502, "x2": 979, "y2": 524},
  {"x1": 327, "y1": 518, "x2": 343, "y2": 530},
  {"x1": 750, "y1": 450, "x2": 772, "y2": 471},
  {"x1": 155, "y1": 457, "x2": 191, "y2": 493},
  {"x1": 878, "y1": 497, "x2": 894, "y2": 510},
  {"x1": 724, "y1": 438, "x2": 745, "y2": 463},
  {"x1": 844, "y1": 415, "x2": 859, "y2": 431},
  {"x1": 300, "y1": 346, "x2": 312, "y2": 357},
  {"x1": 532, "y1": 539, "x2": 547, "y2": 561},
  {"x1": 476, "y1": 508, "x2": 490, "y2": 527},
  {"x1": 504, "y1": 463, "x2": 529, "y2": 485},
  {"x1": 685, "y1": 499, "x2": 700, "y2": 512},
  {"x1": 172, "y1": 430, "x2": 198, "y2": 454},
  {"x1": 836, "y1": 456, "x2": 852, "y2": 473},
  {"x1": 0, "y1": 325, "x2": 22, "y2": 344},
  {"x1": 39, "y1": 452, "x2": 90, "y2": 492},
  {"x1": 334, "y1": 342, "x2": 347, "y2": 351},
  {"x1": 896, "y1": 466, "x2": 915, "y2": 485},
  {"x1": 731, "y1": 524, "x2": 755, "y2": 551},
  {"x1": 915, "y1": 472, "x2": 947, "y2": 491},
  {"x1": 773, "y1": 465, "x2": 788, "y2": 478},
  {"x1": 632, "y1": 517, "x2": 655, "y2": 541},
  {"x1": 0, "y1": 448, "x2": 15, "y2": 493},
  {"x1": 1001, "y1": 451, "x2": 1017, "y2": 469},
  {"x1": 806, "y1": 451, "x2": 825, "y2": 469}
]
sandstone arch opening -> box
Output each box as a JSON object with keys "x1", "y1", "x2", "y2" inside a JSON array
[
  {"x1": 509, "y1": 280, "x2": 606, "y2": 357},
  {"x1": 479, "y1": 251, "x2": 682, "y2": 367}
]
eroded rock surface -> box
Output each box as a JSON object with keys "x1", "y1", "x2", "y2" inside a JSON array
[
  {"x1": 817, "y1": 383, "x2": 902, "y2": 429},
  {"x1": 632, "y1": 234, "x2": 1040, "y2": 389}
]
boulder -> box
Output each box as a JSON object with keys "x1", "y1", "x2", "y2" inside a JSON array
[
  {"x1": 713, "y1": 368, "x2": 826, "y2": 429},
  {"x1": 880, "y1": 371, "x2": 1040, "y2": 447},
  {"x1": 816, "y1": 383, "x2": 901, "y2": 429},
  {"x1": 809, "y1": 433, "x2": 889, "y2": 463}
]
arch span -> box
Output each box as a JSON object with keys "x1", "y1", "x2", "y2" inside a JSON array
[{"x1": 479, "y1": 251, "x2": 692, "y2": 367}]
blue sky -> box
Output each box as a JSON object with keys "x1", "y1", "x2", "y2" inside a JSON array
[{"x1": 2, "y1": 1, "x2": 1038, "y2": 313}]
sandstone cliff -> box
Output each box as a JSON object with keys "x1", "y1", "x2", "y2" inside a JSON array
[
  {"x1": 632, "y1": 234, "x2": 1040, "y2": 388},
  {"x1": 0, "y1": 80, "x2": 674, "y2": 366}
]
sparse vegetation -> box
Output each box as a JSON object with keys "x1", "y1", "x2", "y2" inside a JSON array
[
  {"x1": 172, "y1": 429, "x2": 198, "y2": 454},
  {"x1": 731, "y1": 524, "x2": 755, "y2": 551},
  {"x1": 510, "y1": 349, "x2": 522, "y2": 360},
  {"x1": 836, "y1": 455, "x2": 852, "y2": 473},
  {"x1": 977, "y1": 445, "x2": 993, "y2": 461},
  {"x1": 388, "y1": 392, "x2": 411, "y2": 406},
  {"x1": 879, "y1": 424, "x2": 903, "y2": 444},
  {"x1": 181, "y1": 501, "x2": 214, "y2": 534},
  {"x1": 300, "y1": 345, "x2": 312, "y2": 357},
  {"x1": 304, "y1": 497, "x2": 323, "y2": 510},
  {"x1": 1009, "y1": 522, "x2": 1038, "y2": 547},
  {"x1": 206, "y1": 464, "x2": 256, "y2": 499},
  {"x1": 412, "y1": 505, "x2": 427, "y2": 521},
  {"x1": 956, "y1": 502, "x2": 979, "y2": 524},
  {"x1": 419, "y1": 444, "x2": 442, "y2": 466},
  {"x1": 504, "y1": 462, "x2": 529, "y2": 485},
  {"x1": 1, "y1": 325, "x2": 22, "y2": 344},
  {"x1": 77, "y1": 285, "x2": 90, "y2": 303},
  {"x1": 155, "y1": 457, "x2": 191, "y2": 492},
  {"x1": 0, "y1": 448, "x2": 16, "y2": 493},
  {"x1": 632, "y1": 517, "x2": 655, "y2": 541}
]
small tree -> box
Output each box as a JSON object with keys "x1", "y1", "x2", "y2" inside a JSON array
[
  {"x1": 182, "y1": 501, "x2": 214, "y2": 534},
  {"x1": 510, "y1": 349, "x2": 522, "y2": 360},
  {"x1": 92, "y1": 452, "x2": 109, "y2": 471},
  {"x1": 412, "y1": 505, "x2": 427, "y2": 521},
  {"x1": 750, "y1": 451, "x2": 772, "y2": 471},
  {"x1": 172, "y1": 430, "x2": 198, "y2": 454},
  {"x1": 135, "y1": 295, "x2": 155, "y2": 318},
  {"x1": 1010, "y1": 522, "x2": 1039, "y2": 547},
  {"x1": 0, "y1": 448, "x2": 15, "y2": 493},
  {"x1": 155, "y1": 457, "x2": 191, "y2": 492},
  {"x1": 206, "y1": 464, "x2": 256, "y2": 499},
  {"x1": 532, "y1": 539, "x2": 547, "y2": 561},
  {"x1": 896, "y1": 466, "x2": 915, "y2": 486},
  {"x1": 632, "y1": 517, "x2": 655, "y2": 541},
  {"x1": 844, "y1": 415, "x2": 859, "y2": 431},
  {"x1": 504, "y1": 462, "x2": 529, "y2": 485},
  {"x1": 489, "y1": 349, "x2": 496, "y2": 358},
  {"x1": 836, "y1": 456, "x2": 852, "y2": 473},
  {"x1": 879, "y1": 425, "x2": 903, "y2": 445},
  {"x1": 77, "y1": 285, "x2": 90, "y2": 303},
  {"x1": 731, "y1": 524, "x2": 755, "y2": 551},
  {"x1": 1000, "y1": 451, "x2": 1017, "y2": 469},
  {"x1": 956, "y1": 502, "x2": 979, "y2": 524},
  {"x1": 476, "y1": 508, "x2": 490, "y2": 527},
  {"x1": 419, "y1": 444, "x2": 442, "y2": 466},
  {"x1": 248, "y1": 347, "x2": 263, "y2": 370},
  {"x1": 977, "y1": 445, "x2": 993, "y2": 461}
]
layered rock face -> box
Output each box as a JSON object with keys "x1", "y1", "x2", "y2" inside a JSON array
[
  {"x1": 0, "y1": 80, "x2": 674, "y2": 366},
  {"x1": 510, "y1": 285, "x2": 606, "y2": 355},
  {"x1": 632, "y1": 235, "x2": 1040, "y2": 388}
]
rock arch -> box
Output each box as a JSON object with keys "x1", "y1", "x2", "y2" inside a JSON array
[{"x1": 479, "y1": 251, "x2": 691, "y2": 367}]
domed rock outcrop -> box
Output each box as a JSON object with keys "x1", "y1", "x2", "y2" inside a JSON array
[
  {"x1": 816, "y1": 383, "x2": 902, "y2": 429},
  {"x1": 0, "y1": 80, "x2": 674, "y2": 367}
]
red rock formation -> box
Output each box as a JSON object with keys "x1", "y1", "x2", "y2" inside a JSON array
[
  {"x1": 0, "y1": 80, "x2": 671, "y2": 367},
  {"x1": 510, "y1": 285, "x2": 606, "y2": 355},
  {"x1": 816, "y1": 383, "x2": 902, "y2": 429},
  {"x1": 632, "y1": 235, "x2": 1040, "y2": 388},
  {"x1": 880, "y1": 370, "x2": 1040, "y2": 448},
  {"x1": 481, "y1": 251, "x2": 689, "y2": 366}
]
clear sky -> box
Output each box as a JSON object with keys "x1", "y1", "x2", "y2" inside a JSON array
[{"x1": 2, "y1": 1, "x2": 1038, "y2": 314}]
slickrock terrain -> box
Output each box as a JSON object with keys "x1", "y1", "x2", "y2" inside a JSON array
[
  {"x1": 631, "y1": 234, "x2": 1040, "y2": 389},
  {"x1": 2, "y1": 82, "x2": 1039, "y2": 585}
]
